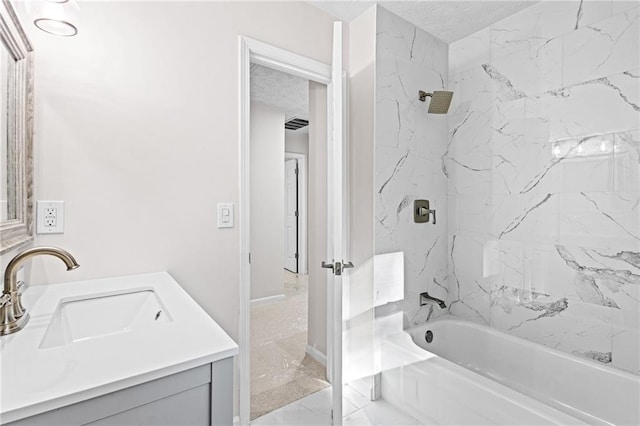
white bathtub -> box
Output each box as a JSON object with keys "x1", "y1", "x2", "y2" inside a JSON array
[{"x1": 380, "y1": 316, "x2": 640, "y2": 425}]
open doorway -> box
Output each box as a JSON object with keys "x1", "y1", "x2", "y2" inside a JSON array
[{"x1": 248, "y1": 63, "x2": 329, "y2": 421}]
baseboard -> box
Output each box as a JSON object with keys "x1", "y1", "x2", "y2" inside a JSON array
[
  {"x1": 305, "y1": 344, "x2": 327, "y2": 366},
  {"x1": 250, "y1": 294, "x2": 285, "y2": 305}
]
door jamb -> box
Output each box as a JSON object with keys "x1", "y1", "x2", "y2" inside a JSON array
[{"x1": 239, "y1": 36, "x2": 332, "y2": 425}]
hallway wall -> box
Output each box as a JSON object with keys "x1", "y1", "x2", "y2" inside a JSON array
[
  {"x1": 250, "y1": 103, "x2": 285, "y2": 301},
  {"x1": 285, "y1": 132, "x2": 309, "y2": 157},
  {"x1": 307, "y1": 82, "x2": 328, "y2": 358}
]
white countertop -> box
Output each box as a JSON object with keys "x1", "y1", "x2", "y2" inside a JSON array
[{"x1": 0, "y1": 272, "x2": 238, "y2": 424}]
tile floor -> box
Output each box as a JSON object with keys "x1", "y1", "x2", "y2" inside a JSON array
[
  {"x1": 251, "y1": 380, "x2": 422, "y2": 425},
  {"x1": 250, "y1": 271, "x2": 330, "y2": 420}
]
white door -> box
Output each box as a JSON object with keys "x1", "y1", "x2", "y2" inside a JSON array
[
  {"x1": 284, "y1": 158, "x2": 298, "y2": 273},
  {"x1": 326, "y1": 21, "x2": 348, "y2": 424},
  {"x1": 327, "y1": 21, "x2": 376, "y2": 424}
]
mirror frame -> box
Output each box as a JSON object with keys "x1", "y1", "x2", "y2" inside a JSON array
[{"x1": 0, "y1": 0, "x2": 34, "y2": 254}]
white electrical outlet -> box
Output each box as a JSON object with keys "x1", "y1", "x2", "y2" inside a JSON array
[{"x1": 37, "y1": 201, "x2": 64, "y2": 234}]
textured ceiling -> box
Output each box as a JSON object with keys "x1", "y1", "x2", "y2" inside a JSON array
[
  {"x1": 250, "y1": 64, "x2": 309, "y2": 127},
  {"x1": 249, "y1": 2, "x2": 539, "y2": 127},
  {"x1": 309, "y1": 1, "x2": 538, "y2": 43}
]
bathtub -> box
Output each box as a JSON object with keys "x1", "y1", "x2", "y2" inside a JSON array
[{"x1": 380, "y1": 316, "x2": 639, "y2": 425}]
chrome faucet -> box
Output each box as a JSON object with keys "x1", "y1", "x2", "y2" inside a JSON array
[
  {"x1": 1, "y1": 247, "x2": 79, "y2": 335},
  {"x1": 420, "y1": 292, "x2": 446, "y2": 309}
]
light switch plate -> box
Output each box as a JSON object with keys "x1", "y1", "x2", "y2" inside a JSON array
[
  {"x1": 217, "y1": 203, "x2": 234, "y2": 228},
  {"x1": 37, "y1": 201, "x2": 64, "y2": 234}
]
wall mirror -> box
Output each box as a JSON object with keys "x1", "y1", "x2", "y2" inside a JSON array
[{"x1": 0, "y1": 0, "x2": 34, "y2": 254}]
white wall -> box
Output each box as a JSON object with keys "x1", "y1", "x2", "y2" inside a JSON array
[
  {"x1": 4, "y1": 1, "x2": 336, "y2": 346},
  {"x1": 250, "y1": 103, "x2": 284, "y2": 301},
  {"x1": 307, "y1": 81, "x2": 328, "y2": 357},
  {"x1": 284, "y1": 131, "x2": 308, "y2": 157}
]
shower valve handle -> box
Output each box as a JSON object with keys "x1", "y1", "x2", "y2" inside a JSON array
[{"x1": 414, "y1": 200, "x2": 436, "y2": 225}]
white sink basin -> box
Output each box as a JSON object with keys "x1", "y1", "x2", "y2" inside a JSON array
[{"x1": 40, "y1": 287, "x2": 172, "y2": 349}]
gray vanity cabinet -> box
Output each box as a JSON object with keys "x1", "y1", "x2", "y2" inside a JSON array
[{"x1": 6, "y1": 358, "x2": 233, "y2": 426}]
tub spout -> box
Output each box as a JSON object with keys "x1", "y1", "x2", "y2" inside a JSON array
[{"x1": 420, "y1": 292, "x2": 446, "y2": 309}]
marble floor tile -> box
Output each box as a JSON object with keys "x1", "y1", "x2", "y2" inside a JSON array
[
  {"x1": 251, "y1": 271, "x2": 329, "y2": 420},
  {"x1": 251, "y1": 386, "x2": 422, "y2": 426},
  {"x1": 343, "y1": 402, "x2": 423, "y2": 426}
]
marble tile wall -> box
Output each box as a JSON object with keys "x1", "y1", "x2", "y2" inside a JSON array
[
  {"x1": 447, "y1": 0, "x2": 640, "y2": 374},
  {"x1": 374, "y1": 6, "x2": 450, "y2": 328}
]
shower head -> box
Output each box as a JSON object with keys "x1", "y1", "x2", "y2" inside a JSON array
[{"x1": 418, "y1": 90, "x2": 454, "y2": 114}]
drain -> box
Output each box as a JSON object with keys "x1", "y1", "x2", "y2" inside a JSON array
[{"x1": 425, "y1": 330, "x2": 433, "y2": 343}]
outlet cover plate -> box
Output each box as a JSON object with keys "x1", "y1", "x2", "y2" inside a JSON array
[{"x1": 37, "y1": 201, "x2": 64, "y2": 234}]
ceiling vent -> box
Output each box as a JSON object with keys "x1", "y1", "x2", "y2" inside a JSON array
[{"x1": 285, "y1": 118, "x2": 309, "y2": 131}]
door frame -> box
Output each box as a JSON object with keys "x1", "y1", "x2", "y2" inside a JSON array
[
  {"x1": 239, "y1": 36, "x2": 332, "y2": 425},
  {"x1": 284, "y1": 152, "x2": 307, "y2": 274}
]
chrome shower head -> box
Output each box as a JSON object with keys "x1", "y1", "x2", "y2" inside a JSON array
[{"x1": 418, "y1": 90, "x2": 454, "y2": 114}]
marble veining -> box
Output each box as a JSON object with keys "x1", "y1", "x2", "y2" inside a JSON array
[
  {"x1": 375, "y1": 6, "x2": 449, "y2": 330},
  {"x1": 556, "y1": 244, "x2": 640, "y2": 299},
  {"x1": 481, "y1": 64, "x2": 528, "y2": 100},
  {"x1": 554, "y1": 73, "x2": 640, "y2": 112},
  {"x1": 574, "y1": 0, "x2": 585, "y2": 29},
  {"x1": 374, "y1": 1, "x2": 639, "y2": 378},
  {"x1": 378, "y1": 151, "x2": 409, "y2": 194},
  {"x1": 490, "y1": 286, "x2": 569, "y2": 331},
  {"x1": 580, "y1": 192, "x2": 640, "y2": 240},
  {"x1": 519, "y1": 136, "x2": 595, "y2": 195},
  {"x1": 445, "y1": 0, "x2": 640, "y2": 375},
  {"x1": 499, "y1": 193, "x2": 554, "y2": 238}
]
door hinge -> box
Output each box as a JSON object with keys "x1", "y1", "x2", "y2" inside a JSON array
[
  {"x1": 295, "y1": 253, "x2": 299, "y2": 259},
  {"x1": 295, "y1": 166, "x2": 299, "y2": 175},
  {"x1": 248, "y1": 253, "x2": 251, "y2": 264},
  {"x1": 295, "y1": 210, "x2": 299, "y2": 217}
]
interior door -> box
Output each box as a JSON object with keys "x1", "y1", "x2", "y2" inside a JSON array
[
  {"x1": 284, "y1": 158, "x2": 298, "y2": 273},
  {"x1": 327, "y1": 20, "x2": 376, "y2": 425},
  {"x1": 327, "y1": 21, "x2": 346, "y2": 424}
]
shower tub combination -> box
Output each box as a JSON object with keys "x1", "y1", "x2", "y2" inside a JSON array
[{"x1": 380, "y1": 316, "x2": 639, "y2": 425}]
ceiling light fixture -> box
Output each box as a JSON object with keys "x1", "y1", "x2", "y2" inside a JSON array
[{"x1": 26, "y1": 0, "x2": 81, "y2": 37}]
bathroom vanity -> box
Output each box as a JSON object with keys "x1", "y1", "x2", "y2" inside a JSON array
[{"x1": 0, "y1": 273, "x2": 238, "y2": 425}]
